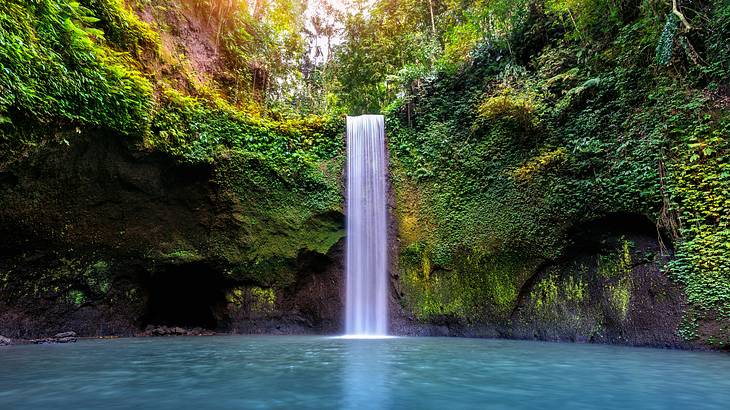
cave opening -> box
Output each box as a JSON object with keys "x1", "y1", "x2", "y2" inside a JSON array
[
  {"x1": 563, "y1": 212, "x2": 671, "y2": 255},
  {"x1": 141, "y1": 263, "x2": 231, "y2": 330}
]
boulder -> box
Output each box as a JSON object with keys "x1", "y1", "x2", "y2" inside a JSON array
[
  {"x1": 31, "y1": 331, "x2": 77, "y2": 344},
  {"x1": 142, "y1": 325, "x2": 215, "y2": 336}
]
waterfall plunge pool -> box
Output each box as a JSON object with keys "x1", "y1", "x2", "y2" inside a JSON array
[{"x1": 2, "y1": 336, "x2": 729, "y2": 409}]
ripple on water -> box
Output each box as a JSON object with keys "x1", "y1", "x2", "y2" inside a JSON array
[{"x1": 0, "y1": 336, "x2": 729, "y2": 410}]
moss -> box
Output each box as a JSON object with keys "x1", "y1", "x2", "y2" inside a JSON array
[
  {"x1": 228, "y1": 286, "x2": 276, "y2": 316},
  {"x1": 400, "y1": 245, "x2": 532, "y2": 322},
  {"x1": 564, "y1": 275, "x2": 587, "y2": 303},
  {"x1": 249, "y1": 287, "x2": 276, "y2": 315},
  {"x1": 156, "y1": 250, "x2": 204, "y2": 264},
  {"x1": 204, "y1": 149, "x2": 344, "y2": 287},
  {"x1": 524, "y1": 265, "x2": 598, "y2": 338},
  {"x1": 531, "y1": 273, "x2": 559, "y2": 311},
  {"x1": 597, "y1": 239, "x2": 633, "y2": 279},
  {"x1": 0, "y1": 255, "x2": 113, "y2": 303},
  {"x1": 529, "y1": 272, "x2": 587, "y2": 313},
  {"x1": 608, "y1": 276, "x2": 632, "y2": 320},
  {"x1": 595, "y1": 241, "x2": 634, "y2": 320},
  {"x1": 66, "y1": 289, "x2": 87, "y2": 307}
]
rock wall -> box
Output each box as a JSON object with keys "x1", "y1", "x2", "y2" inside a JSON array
[
  {"x1": 0, "y1": 128, "x2": 710, "y2": 349},
  {"x1": 390, "y1": 213, "x2": 695, "y2": 348},
  {"x1": 0, "y1": 130, "x2": 345, "y2": 338}
]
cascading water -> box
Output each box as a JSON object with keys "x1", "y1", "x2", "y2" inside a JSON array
[{"x1": 345, "y1": 114, "x2": 388, "y2": 336}]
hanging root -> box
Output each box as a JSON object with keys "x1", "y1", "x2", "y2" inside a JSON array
[{"x1": 672, "y1": 0, "x2": 692, "y2": 30}]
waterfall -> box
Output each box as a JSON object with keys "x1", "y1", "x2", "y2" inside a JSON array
[{"x1": 345, "y1": 115, "x2": 388, "y2": 336}]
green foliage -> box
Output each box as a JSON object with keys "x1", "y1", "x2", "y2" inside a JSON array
[
  {"x1": 330, "y1": 7, "x2": 434, "y2": 114},
  {"x1": 387, "y1": 0, "x2": 730, "y2": 340},
  {"x1": 0, "y1": 0, "x2": 341, "y2": 164},
  {"x1": 1, "y1": 0, "x2": 729, "y2": 345},
  {"x1": 149, "y1": 88, "x2": 343, "y2": 165},
  {"x1": 0, "y1": 0, "x2": 347, "y2": 295},
  {"x1": 187, "y1": 0, "x2": 308, "y2": 109},
  {"x1": 0, "y1": 255, "x2": 112, "y2": 304},
  {"x1": 525, "y1": 266, "x2": 597, "y2": 336},
  {"x1": 0, "y1": 0, "x2": 153, "y2": 161},
  {"x1": 477, "y1": 86, "x2": 539, "y2": 130},
  {"x1": 84, "y1": 0, "x2": 160, "y2": 55},
  {"x1": 544, "y1": 0, "x2": 622, "y2": 40},
  {"x1": 699, "y1": 0, "x2": 730, "y2": 80},
  {"x1": 227, "y1": 286, "x2": 277, "y2": 316},
  {"x1": 531, "y1": 273, "x2": 563, "y2": 310},
  {"x1": 666, "y1": 114, "x2": 730, "y2": 316},
  {"x1": 400, "y1": 243, "x2": 532, "y2": 322}
]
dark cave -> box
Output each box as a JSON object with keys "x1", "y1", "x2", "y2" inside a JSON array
[
  {"x1": 141, "y1": 263, "x2": 231, "y2": 330},
  {"x1": 563, "y1": 212, "x2": 671, "y2": 255}
]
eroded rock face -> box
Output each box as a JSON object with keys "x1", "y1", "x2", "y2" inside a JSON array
[
  {"x1": 391, "y1": 214, "x2": 693, "y2": 348},
  {"x1": 0, "y1": 131, "x2": 345, "y2": 338},
  {"x1": 508, "y1": 233, "x2": 687, "y2": 347}
]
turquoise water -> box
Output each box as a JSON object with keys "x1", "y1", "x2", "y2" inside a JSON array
[{"x1": 1, "y1": 336, "x2": 729, "y2": 409}]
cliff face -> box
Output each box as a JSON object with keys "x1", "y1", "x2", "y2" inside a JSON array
[
  {"x1": 385, "y1": 2, "x2": 730, "y2": 350},
  {"x1": 0, "y1": 124, "x2": 694, "y2": 347},
  {"x1": 390, "y1": 214, "x2": 691, "y2": 348},
  {"x1": 0, "y1": 130, "x2": 345, "y2": 338},
  {"x1": 1, "y1": 1, "x2": 728, "y2": 349},
  {"x1": 0, "y1": 0, "x2": 346, "y2": 338}
]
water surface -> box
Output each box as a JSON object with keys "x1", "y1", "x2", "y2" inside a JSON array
[{"x1": 1, "y1": 336, "x2": 729, "y2": 409}]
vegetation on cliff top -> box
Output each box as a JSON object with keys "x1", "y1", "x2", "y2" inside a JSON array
[{"x1": 0, "y1": 0, "x2": 344, "y2": 164}]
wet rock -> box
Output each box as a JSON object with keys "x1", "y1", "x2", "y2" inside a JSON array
[
  {"x1": 0, "y1": 335, "x2": 11, "y2": 346},
  {"x1": 31, "y1": 331, "x2": 77, "y2": 344},
  {"x1": 142, "y1": 325, "x2": 215, "y2": 337}
]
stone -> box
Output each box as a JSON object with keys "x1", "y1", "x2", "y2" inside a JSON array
[
  {"x1": 30, "y1": 331, "x2": 77, "y2": 344},
  {"x1": 150, "y1": 326, "x2": 170, "y2": 336},
  {"x1": 0, "y1": 335, "x2": 11, "y2": 346}
]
